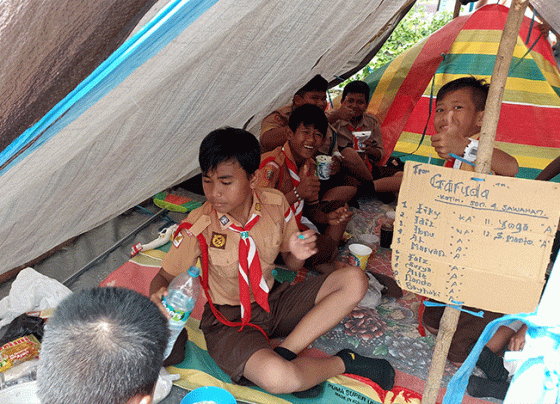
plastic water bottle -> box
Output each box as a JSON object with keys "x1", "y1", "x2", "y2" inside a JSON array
[{"x1": 162, "y1": 266, "x2": 201, "y2": 359}]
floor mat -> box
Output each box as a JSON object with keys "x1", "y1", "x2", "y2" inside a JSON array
[{"x1": 99, "y1": 195, "x2": 495, "y2": 404}]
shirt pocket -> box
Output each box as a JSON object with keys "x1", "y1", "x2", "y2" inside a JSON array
[{"x1": 256, "y1": 221, "x2": 283, "y2": 264}]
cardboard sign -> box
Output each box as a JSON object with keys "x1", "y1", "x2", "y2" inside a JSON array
[{"x1": 392, "y1": 162, "x2": 560, "y2": 314}]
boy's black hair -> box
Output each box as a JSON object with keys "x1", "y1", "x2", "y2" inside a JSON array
[
  {"x1": 288, "y1": 104, "x2": 328, "y2": 136},
  {"x1": 37, "y1": 287, "x2": 168, "y2": 404},
  {"x1": 437, "y1": 76, "x2": 490, "y2": 111},
  {"x1": 342, "y1": 80, "x2": 370, "y2": 101},
  {"x1": 294, "y1": 74, "x2": 328, "y2": 98},
  {"x1": 199, "y1": 127, "x2": 260, "y2": 176}
]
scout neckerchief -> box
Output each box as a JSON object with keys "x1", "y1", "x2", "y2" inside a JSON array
[
  {"x1": 347, "y1": 121, "x2": 373, "y2": 172},
  {"x1": 227, "y1": 212, "x2": 270, "y2": 323},
  {"x1": 174, "y1": 218, "x2": 269, "y2": 339},
  {"x1": 281, "y1": 145, "x2": 304, "y2": 227}
]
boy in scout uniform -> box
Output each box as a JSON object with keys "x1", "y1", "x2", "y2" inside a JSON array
[
  {"x1": 150, "y1": 127, "x2": 395, "y2": 397},
  {"x1": 258, "y1": 104, "x2": 356, "y2": 273}
]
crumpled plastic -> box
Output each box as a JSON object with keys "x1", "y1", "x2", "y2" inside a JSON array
[
  {"x1": 153, "y1": 367, "x2": 180, "y2": 403},
  {"x1": 0, "y1": 268, "x2": 72, "y2": 328},
  {"x1": 356, "y1": 272, "x2": 385, "y2": 309}
]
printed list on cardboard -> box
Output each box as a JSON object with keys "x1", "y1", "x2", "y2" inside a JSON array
[{"x1": 392, "y1": 162, "x2": 560, "y2": 314}]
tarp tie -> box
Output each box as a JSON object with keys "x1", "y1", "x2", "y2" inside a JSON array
[
  {"x1": 423, "y1": 300, "x2": 484, "y2": 318},
  {"x1": 443, "y1": 313, "x2": 560, "y2": 404}
]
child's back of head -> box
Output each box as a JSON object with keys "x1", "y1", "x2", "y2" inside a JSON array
[{"x1": 199, "y1": 127, "x2": 261, "y2": 176}]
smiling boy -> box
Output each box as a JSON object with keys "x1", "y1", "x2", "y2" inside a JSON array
[
  {"x1": 431, "y1": 76, "x2": 518, "y2": 177},
  {"x1": 329, "y1": 80, "x2": 403, "y2": 200},
  {"x1": 423, "y1": 77, "x2": 519, "y2": 365},
  {"x1": 259, "y1": 104, "x2": 356, "y2": 272},
  {"x1": 150, "y1": 127, "x2": 395, "y2": 396}
]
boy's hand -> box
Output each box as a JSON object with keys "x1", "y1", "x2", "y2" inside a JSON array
[
  {"x1": 327, "y1": 205, "x2": 353, "y2": 226},
  {"x1": 330, "y1": 154, "x2": 342, "y2": 175},
  {"x1": 289, "y1": 229, "x2": 318, "y2": 260},
  {"x1": 297, "y1": 163, "x2": 320, "y2": 201},
  {"x1": 150, "y1": 287, "x2": 172, "y2": 319},
  {"x1": 508, "y1": 324, "x2": 527, "y2": 351},
  {"x1": 364, "y1": 143, "x2": 383, "y2": 162},
  {"x1": 328, "y1": 106, "x2": 354, "y2": 123},
  {"x1": 431, "y1": 130, "x2": 470, "y2": 160}
]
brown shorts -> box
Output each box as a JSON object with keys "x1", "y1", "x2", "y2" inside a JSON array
[
  {"x1": 422, "y1": 303, "x2": 503, "y2": 363},
  {"x1": 200, "y1": 274, "x2": 328, "y2": 383}
]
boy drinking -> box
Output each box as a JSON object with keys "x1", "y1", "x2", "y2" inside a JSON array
[
  {"x1": 329, "y1": 80, "x2": 403, "y2": 200},
  {"x1": 150, "y1": 127, "x2": 395, "y2": 396},
  {"x1": 258, "y1": 104, "x2": 356, "y2": 272}
]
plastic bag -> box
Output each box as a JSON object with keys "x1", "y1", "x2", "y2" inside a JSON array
[{"x1": 0, "y1": 314, "x2": 45, "y2": 346}]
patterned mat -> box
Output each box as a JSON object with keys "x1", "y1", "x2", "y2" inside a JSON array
[{"x1": 313, "y1": 196, "x2": 463, "y2": 385}]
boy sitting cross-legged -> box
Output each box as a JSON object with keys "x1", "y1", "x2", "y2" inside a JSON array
[
  {"x1": 258, "y1": 104, "x2": 357, "y2": 273},
  {"x1": 150, "y1": 127, "x2": 395, "y2": 397}
]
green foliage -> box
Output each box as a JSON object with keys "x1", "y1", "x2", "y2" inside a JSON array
[{"x1": 336, "y1": 1, "x2": 453, "y2": 89}]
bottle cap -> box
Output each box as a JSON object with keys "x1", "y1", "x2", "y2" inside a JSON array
[{"x1": 188, "y1": 266, "x2": 200, "y2": 278}]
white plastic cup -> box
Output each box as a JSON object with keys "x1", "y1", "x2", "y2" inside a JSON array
[
  {"x1": 316, "y1": 155, "x2": 333, "y2": 180},
  {"x1": 352, "y1": 131, "x2": 371, "y2": 152},
  {"x1": 348, "y1": 243, "x2": 373, "y2": 270}
]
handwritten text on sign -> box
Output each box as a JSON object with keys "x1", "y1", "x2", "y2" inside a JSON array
[{"x1": 392, "y1": 162, "x2": 560, "y2": 314}]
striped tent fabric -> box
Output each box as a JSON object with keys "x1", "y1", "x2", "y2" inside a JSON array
[{"x1": 364, "y1": 4, "x2": 560, "y2": 179}]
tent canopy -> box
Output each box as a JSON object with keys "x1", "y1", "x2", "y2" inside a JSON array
[
  {"x1": 1, "y1": 1, "x2": 559, "y2": 277},
  {"x1": 361, "y1": 4, "x2": 560, "y2": 177},
  {"x1": 0, "y1": 0, "x2": 414, "y2": 276}
]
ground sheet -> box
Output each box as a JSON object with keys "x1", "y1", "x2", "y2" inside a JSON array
[{"x1": 100, "y1": 195, "x2": 492, "y2": 404}]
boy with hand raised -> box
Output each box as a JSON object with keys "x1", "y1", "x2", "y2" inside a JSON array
[
  {"x1": 150, "y1": 127, "x2": 395, "y2": 397},
  {"x1": 431, "y1": 76, "x2": 518, "y2": 177},
  {"x1": 259, "y1": 104, "x2": 356, "y2": 273},
  {"x1": 423, "y1": 77, "x2": 519, "y2": 366},
  {"x1": 329, "y1": 81, "x2": 403, "y2": 200}
]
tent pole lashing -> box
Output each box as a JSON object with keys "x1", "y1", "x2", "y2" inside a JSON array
[{"x1": 62, "y1": 208, "x2": 169, "y2": 287}]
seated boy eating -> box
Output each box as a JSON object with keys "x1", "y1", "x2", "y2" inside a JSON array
[
  {"x1": 258, "y1": 104, "x2": 356, "y2": 273},
  {"x1": 329, "y1": 80, "x2": 403, "y2": 200},
  {"x1": 150, "y1": 127, "x2": 395, "y2": 397},
  {"x1": 423, "y1": 76, "x2": 519, "y2": 365}
]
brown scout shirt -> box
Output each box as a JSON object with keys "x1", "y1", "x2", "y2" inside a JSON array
[
  {"x1": 329, "y1": 112, "x2": 384, "y2": 160},
  {"x1": 162, "y1": 188, "x2": 299, "y2": 306},
  {"x1": 257, "y1": 142, "x2": 317, "y2": 197}
]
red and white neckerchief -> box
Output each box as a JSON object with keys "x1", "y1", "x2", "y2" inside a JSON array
[
  {"x1": 228, "y1": 213, "x2": 270, "y2": 325},
  {"x1": 282, "y1": 146, "x2": 304, "y2": 227}
]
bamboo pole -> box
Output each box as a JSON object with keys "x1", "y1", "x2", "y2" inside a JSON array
[
  {"x1": 476, "y1": 0, "x2": 528, "y2": 175},
  {"x1": 421, "y1": 2, "x2": 529, "y2": 403}
]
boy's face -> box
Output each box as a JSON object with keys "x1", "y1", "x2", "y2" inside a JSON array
[
  {"x1": 202, "y1": 159, "x2": 256, "y2": 220},
  {"x1": 288, "y1": 123, "x2": 325, "y2": 164},
  {"x1": 341, "y1": 92, "x2": 367, "y2": 119},
  {"x1": 434, "y1": 87, "x2": 484, "y2": 138},
  {"x1": 294, "y1": 90, "x2": 328, "y2": 111}
]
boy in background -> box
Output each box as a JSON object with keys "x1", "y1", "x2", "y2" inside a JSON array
[
  {"x1": 150, "y1": 127, "x2": 395, "y2": 397},
  {"x1": 423, "y1": 76, "x2": 519, "y2": 365},
  {"x1": 258, "y1": 104, "x2": 356, "y2": 273},
  {"x1": 260, "y1": 75, "x2": 330, "y2": 153},
  {"x1": 329, "y1": 80, "x2": 403, "y2": 199}
]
